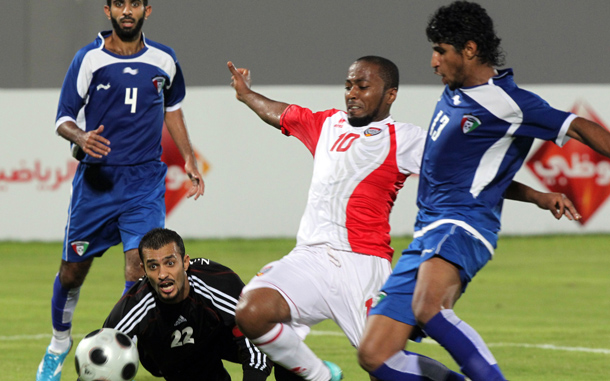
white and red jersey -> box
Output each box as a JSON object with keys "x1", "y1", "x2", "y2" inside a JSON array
[{"x1": 280, "y1": 105, "x2": 426, "y2": 261}]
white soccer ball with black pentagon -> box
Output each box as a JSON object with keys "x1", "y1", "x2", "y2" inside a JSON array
[{"x1": 75, "y1": 328, "x2": 139, "y2": 381}]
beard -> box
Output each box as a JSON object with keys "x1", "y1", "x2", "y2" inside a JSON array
[
  {"x1": 110, "y1": 16, "x2": 145, "y2": 42},
  {"x1": 448, "y1": 80, "x2": 463, "y2": 91},
  {"x1": 347, "y1": 98, "x2": 384, "y2": 127},
  {"x1": 347, "y1": 114, "x2": 375, "y2": 127}
]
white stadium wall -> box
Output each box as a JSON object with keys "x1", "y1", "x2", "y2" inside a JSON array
[{"x1": 1, "y1": 84, "x2": 610, "y2": 241}]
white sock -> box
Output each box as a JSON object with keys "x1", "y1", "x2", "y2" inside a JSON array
[
  {"x1": 251, "y1": 323, "x2": 330, "y2": 381},
  {"x1": 49, "y1": 328, "x2": 71, "y2": 354}
]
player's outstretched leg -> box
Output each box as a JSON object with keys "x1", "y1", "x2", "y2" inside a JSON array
[
  {"x1": 237, "y1": 287, "x2": 337, "y2": 381},
  {"x1": 38, "y1": 260, "x2": 91, "y2": 380},
  {"x1": 323, "y1": 361, "x2": 344, "y2": 381},
  {"x1": 423, "y1": 310, "x2": 506, "y2": 381},
  {"x1": 249, "y1": 322, "x2": 336, "y2": 381},
  {"x1": 36, "y1": 338, "x2": 73, "y2": 381},
  {"x1": 369, "y1": 350, "x2": 466, "y2": 381},
  {"x1": 37, "y1": 273, "x2": 80, "y2": 380},
  {"x1": 359, "y1": 308, "x2": 466, "y2": 380}
]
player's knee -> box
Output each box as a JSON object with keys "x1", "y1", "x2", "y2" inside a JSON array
[
  {"x1": 235, "y1": 288, "x2": 288, "y2": 338},
  {"x1": 234, "y1": 293, "x2": 265, "y2": 335},
  {"x1": 234, "y1": 297, "x2": 251, "y2": 326},
  {"x1": 58, "y1": 261, "x2": 91, "y2": 288},
  {"x1": 412, "y1": 297, "x2": 440, "y2": 326},
  {"x1": 357, "y1": 343, "x2": 384, "y2": 373}
]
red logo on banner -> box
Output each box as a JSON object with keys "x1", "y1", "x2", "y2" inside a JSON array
[
  {"x1": 161, "y1": 125, "x2": 210, "y2": 215},
  {"x1": 526, "y1": 101, "x2": 610, "y2": 225}
]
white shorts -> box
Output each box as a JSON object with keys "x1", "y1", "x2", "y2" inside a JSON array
[{"x1": 242, "y1": 245, "x2": 392, "y2": 347}]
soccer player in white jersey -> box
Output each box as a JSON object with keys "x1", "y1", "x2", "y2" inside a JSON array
[
  {"x1": 358, "y1": 2, "x2": 610, "y2": 381},
  {"x1": 36, "y1": 1, "x2": 204, "y2": 380},
  {"x1": 227, "y1": 56, "x2": 581, "y2": 381}
]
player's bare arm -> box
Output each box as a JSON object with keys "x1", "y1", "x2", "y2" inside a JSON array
[
  {"x1": 505, "y1": 180, "x2": 581, "y2": 221},
  {"x1": 57, "y1": 121, "x2": 111, "y2": 159},
  {"x1": 227, "y1": 61, "x2": 289, "y2": 129},
  {"x1": 164, "y1": 109, "x2": 205, "y2": 200},
  {"x1": 567, "y1": 117, "x2": 610, "y2": 157}
]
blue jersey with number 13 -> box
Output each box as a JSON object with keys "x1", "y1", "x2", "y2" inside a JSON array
[{"x1": 416, "y1": 69, "x2": 576, "y2": 248}]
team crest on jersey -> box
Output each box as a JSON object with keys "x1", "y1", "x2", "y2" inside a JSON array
[
  {"x1": 364, "y1": 127, "x2": 382, "y2": 137},
  {"x1": 256, "y1": 265, "x2": 273, "y2": 277},
  {"x1": 461, "y1": 114, "x2": 481, "y2": 133},
  {"x1": 71, "y1": 241, "x2": 89, "y2": 256},
  {"x1": 152, "y1": 76, "x2": 166, "y2": 94},
  {"x1": 371, "y1": 291, "x2": 387, "y2": 308}
]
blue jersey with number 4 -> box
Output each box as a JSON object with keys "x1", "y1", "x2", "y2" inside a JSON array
[
  {"x1": 416, "y1": 69, "x2": 576, "y2": 249},
  {"x1": 55, "y1": 30, "x2": 186, "y2": 165}
]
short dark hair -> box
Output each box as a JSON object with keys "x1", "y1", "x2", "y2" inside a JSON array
[
  {"x1": 138, "y1": 228, "x2": 185, "y2": 262},
  {"x1": 106, "y1": 0, "x2": 149, "y2": 6},
  {"x1": 355, "y1": 56, "x2": 399, "y2": 90},
  {"x1": 426, "y1": 1, "x2": 505, "y2": 66}
]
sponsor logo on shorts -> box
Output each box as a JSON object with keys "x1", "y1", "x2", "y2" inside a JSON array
[
  {"x1": 256, "y1": 265, "x2": 272, "y2": 277},
  {"x1": 71, "y1": 241, "x2": 89, "y2": 256},
  {"x1": 422, "y1": 248, "x2": 434, "y2": 256}
]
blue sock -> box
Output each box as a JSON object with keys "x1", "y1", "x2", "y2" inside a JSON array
[
  {"x1": 51, "y1": 274, "x2": 79, "y2": 331},
  {"x1": 423, "y1": 310, "x2": 506, "y2": 381},
  {"x1": 371, "y1": 350, "x2": 465, "y2": 380},
  {"x1": 123, "y1": 280, "x2": 136, "y2": 296}
]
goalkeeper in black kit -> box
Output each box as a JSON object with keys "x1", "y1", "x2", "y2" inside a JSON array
[{"x1": 103, "y1": 227, "x2": 272, "y2": 381}]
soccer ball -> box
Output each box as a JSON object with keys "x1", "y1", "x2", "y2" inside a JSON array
[{"x1": 75, "y1": 328, "x2": 139, "y2": 381}]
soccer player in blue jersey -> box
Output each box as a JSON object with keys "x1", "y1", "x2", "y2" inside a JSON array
[
  {"x1": 36, "y1": 1, "x2": 204, "y2": 380},
  {"x1": 358, "y1": 1, "x2": 610, "y2": 381}
]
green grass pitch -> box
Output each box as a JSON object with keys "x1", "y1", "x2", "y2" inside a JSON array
[{"x1": 3, "y1": 235, "x2": 609, "y2": 380}]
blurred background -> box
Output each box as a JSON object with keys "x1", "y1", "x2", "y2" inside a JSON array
[
  {"x1": 1, "y1": 0, "x2": 609, "y2": 241},
  {"x1": 3, "y1": 0, "x2": 609, "y2": 88}
]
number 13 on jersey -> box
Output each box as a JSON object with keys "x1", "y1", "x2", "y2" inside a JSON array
[{"x1": 429, "y1": 110, "x2": 449, "y2": 141}]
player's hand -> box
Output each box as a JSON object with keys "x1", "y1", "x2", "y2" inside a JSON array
[
  {"x1": 227, "y1": 61, "x2": 252, "y2": 101},
  {"x1": 77, "y1": 125, "x2": 111, "y2": 158},
  {"x1": 184, "y1": 158, "x2": 205, "y2": 200},
  {"x1": 536, "y1": 192, "x2": 581, "y2": 221}
]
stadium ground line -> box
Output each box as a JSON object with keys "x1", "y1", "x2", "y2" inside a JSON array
[
  {"x1": 310, "y1": 331, "x2": 610, "y2": 355},
  {"x1": 6, "y1": 331, "x2": 610, "y2": 355}
]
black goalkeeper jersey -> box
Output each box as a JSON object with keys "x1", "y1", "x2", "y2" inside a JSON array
[{"x1": 104, "y1": 258, "x2": 271, "y2": 381}]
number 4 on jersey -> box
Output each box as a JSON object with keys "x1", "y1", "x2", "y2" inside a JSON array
[{"x1": 125, "y1": 88, "x2": 138, "y2": 113}]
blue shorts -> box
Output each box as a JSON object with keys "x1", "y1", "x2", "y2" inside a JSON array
[
  {"x1": 369, "y1": 223, "x2": 493, "y2": 338},
  {"x1": 62, "y1": 161, "x2": 167, "y2": 262}
]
